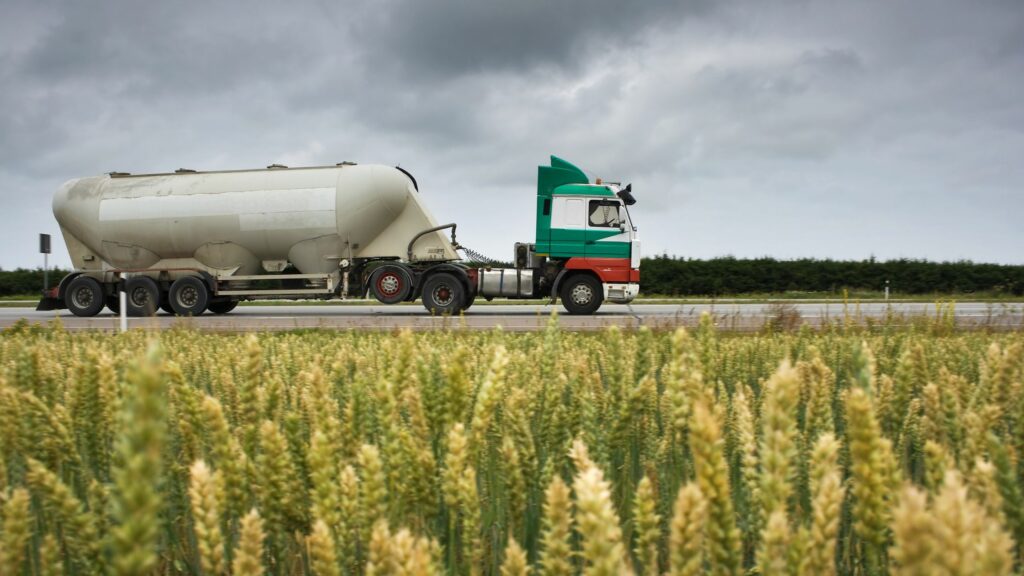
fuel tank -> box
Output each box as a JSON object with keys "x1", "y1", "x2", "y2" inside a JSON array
[{"x1": 53, "y1": 164, "x2": 458, "y2": 276}]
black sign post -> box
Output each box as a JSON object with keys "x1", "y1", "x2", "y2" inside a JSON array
[{"x1": 40, "y1": 233, "x2": 51, "y2": 291}]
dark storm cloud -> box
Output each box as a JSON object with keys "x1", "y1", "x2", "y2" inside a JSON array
[
  {"x1": 19, "y1": 1, "x2": 327, "y2": 90},
  {"x1": 349, "y1": 0, "x2": 715, "y2": 76},
  {"x1": 1, "y1": 0, "x2": 1023, "y2": 270}
]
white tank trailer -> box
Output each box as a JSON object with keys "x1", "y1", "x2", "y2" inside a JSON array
[{"x1": 39, "y1": 157, "x2": 641, "y2": 316}]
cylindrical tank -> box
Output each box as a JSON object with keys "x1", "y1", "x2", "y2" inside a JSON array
[{"x1": 53, "y1": 164, "x2": 458, "y2": 276}]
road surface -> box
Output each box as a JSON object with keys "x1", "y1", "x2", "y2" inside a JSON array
[{"x1": 1, "y1": 301, "x2": 1021, "y2": 332}]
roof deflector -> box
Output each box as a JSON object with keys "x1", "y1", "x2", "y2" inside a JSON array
[
  {"x1": 537, "y1": 155, "x2": 588, "y2": 197},
  {"x1": 549, "y1": 156, "x2": 587, "y2": 182}
]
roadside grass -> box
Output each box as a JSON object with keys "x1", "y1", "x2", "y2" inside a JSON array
[{"x1": 639, "y1": 289, "x2": 1024, "y2": 302}]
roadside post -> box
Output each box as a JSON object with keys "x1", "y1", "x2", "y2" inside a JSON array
[
  {"x1": 120, "y1": 274, "x2": 128, "y2": 333},
  {"x1": 39, "y1": 234, "x2": 50, "y2": 291},
  {"x1": 885, "y1": 280, "x2": 890, "y2": 301}
]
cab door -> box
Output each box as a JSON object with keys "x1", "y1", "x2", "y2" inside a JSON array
[
  {"x1": 547, "y1": 196, "x2": 587, "y2": 258},
  {"x1": 585, "y1": 199, "x2": 630, "y2": 259}
]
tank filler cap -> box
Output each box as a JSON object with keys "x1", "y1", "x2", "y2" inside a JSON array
[
  {"x1": 107, "y1": 171, "x2": 131, "y2": 177},
  {"x1": 266, "y1": 163, "x2": 288, "y2": 169},
  {"x1": 336, "y1": 161, "x2": 357, "y2": 166},
  {"x1": 175, "y1": 168, "x2": 197, "y2": 173}
]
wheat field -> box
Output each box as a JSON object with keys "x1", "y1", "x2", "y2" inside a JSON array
[{"x1": 0, "y1": 315, "x2": 1022, "y2": 575}]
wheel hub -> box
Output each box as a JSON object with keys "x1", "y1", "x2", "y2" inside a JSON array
[
  {"x1": 434, "y1": 285, "x2": 453, "y2": 305},
  {"x1": 378, "y1": 273, "x2": 401, "y2": 296},
  {"x1": 73, "y1": 287, "x2": 93, "y2": 308},
  {"x1": 179, "y1": 286, "x2": 198, "y2": 307},
  {"x1": 131, "y1": 287, "x2": 151, "y2": 307},
  {"x1": 571, "y1": 284, "x2": 593, "y2": 305}
]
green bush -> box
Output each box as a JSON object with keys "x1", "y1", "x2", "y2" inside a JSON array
[
  {"x1": 0, "y1": 268, "x2": 71, "y2": 297},
  {"x1": 639, "y1": 256, "x2": 1024, "y2": 296}
]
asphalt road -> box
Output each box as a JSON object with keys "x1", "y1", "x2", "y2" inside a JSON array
[{"x1": 1, "y1": 301, "x2": 1022, "y2": 332}]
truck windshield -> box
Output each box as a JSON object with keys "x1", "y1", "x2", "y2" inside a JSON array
[{"x1": 588, "y1": 199, "x2": 622, "y2": 227}]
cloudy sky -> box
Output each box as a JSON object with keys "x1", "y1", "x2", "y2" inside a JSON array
[{"x1": 1, "y1": 0, "x2": 1022, "y2": 270}]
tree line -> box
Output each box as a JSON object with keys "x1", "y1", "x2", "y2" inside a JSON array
[
  {"x1": 639, "y1": 256, "x2": 1024, "y2": 296},
  {"x1": 3, "y1": 257, "x2": 1023, "y2": 297},
  {"x1": 0, "y1": 268, "x2": 70, "y2": 297}
]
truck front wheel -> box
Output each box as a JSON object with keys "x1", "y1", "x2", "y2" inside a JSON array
[
  {"x1": 422, "y1": 272, "x2": 464, "y2": 315},
  {"x1": 65, "y1": 276, "x2": 105, "y2": 317},
  {"x1": 560, "y1": 274, "x2": 603, "y2": 315},
  {"x1": 169, "y1": 276, "x2": 209, "y2": 316}
]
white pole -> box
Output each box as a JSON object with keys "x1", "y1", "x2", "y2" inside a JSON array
[
  {"x1": 119, "y1": 276, "x2": 128, "y2": 333},
  {"x1": 885, "y1": 280, "x2": 890, "y2": 301}
]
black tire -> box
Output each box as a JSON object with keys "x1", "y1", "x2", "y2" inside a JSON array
[
  {"x1": 369, "y1": 265, "x2": 413, "y2": 304},
  {"x1": 560, "y1": 274, "x2": 603, "y2": 315},
  {"x1": 106, "y1": 294, "x2": 121, "y2": 315},
  {"x1": 421, "y1": 272, "x2": 465, "y2": 315},
  {"x1": 125, "y1": 276, "x2": 160, "y2": 317},
  {"x1": 462, "y1": 292, "x2": 476, "y2": 311},
  {"x1": 168, "y1": 276, "x2": 209, "y2": 316},
  {"x1": 65, "y1": 276, "x2": 105, "y2": 317},
  {"x1": 208, "y1": 300, "x2": 239, "y2": 315},
  {"x1": 159, "y1": 298, "x2": 175, "y2": 315}
]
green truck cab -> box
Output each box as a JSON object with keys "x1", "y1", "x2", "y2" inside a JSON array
[{"x1": 530, "y1": 156, "x2": 641, "y2": 313}]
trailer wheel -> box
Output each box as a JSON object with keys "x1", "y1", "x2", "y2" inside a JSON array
[
  {"x1": 422, "y1": 272, "x2": 464, "y2": 315},
  {"x1": 125, "y1": 276, "x2": 160, "y2": 317},
  {"x1": 169, "y1": 276, "x2": 209, "y2": 316},
  {"x1": 65, "y1": 276, "x2": 105, "y2": 317},
  {"x1": 560, "y1": 274, "x2": 603, "y2": 315},
  {"x1": 370, "y1": 265, "x2": 412, "y2": 304},
  {"x1": 208, "y1": 300, "x2": 239, "y2": 315}
]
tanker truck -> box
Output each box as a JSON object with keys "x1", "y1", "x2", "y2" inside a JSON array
[{"x1": 37, "y1": 156, "x2": 640, "y2": 317}]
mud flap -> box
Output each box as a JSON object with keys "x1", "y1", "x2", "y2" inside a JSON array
[{"x1": 36, "y1": 297, "x2": 63, "y2": 311}]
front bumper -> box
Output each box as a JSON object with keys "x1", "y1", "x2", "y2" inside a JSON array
[{"x1": 604, "y1": 282, "x2": 639, "y2": 304}]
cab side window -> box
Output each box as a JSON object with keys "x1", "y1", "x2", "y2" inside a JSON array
[
  {"x1": 588, "y1": 200, "x2": 621, "y2": 228},
  {"x1": 552, "y1": 197, "x2": 586, "y2": 228}
]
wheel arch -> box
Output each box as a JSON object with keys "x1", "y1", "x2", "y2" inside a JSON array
[
  {"x1": 195, "y1": 270, "x2": 217, "y2": 293},
  {"x1": 550, "y1": 268, "x2": 602, "y2": 301},
  {"x1": 56, "y1": 271, "x2": 84, "y2": 301},
  {"x1": 356, "y1": 258, "x2": 404, "y2": 298},
  {"x1": 415, "y1": 263, "x2": 472, "y2": 299}
]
